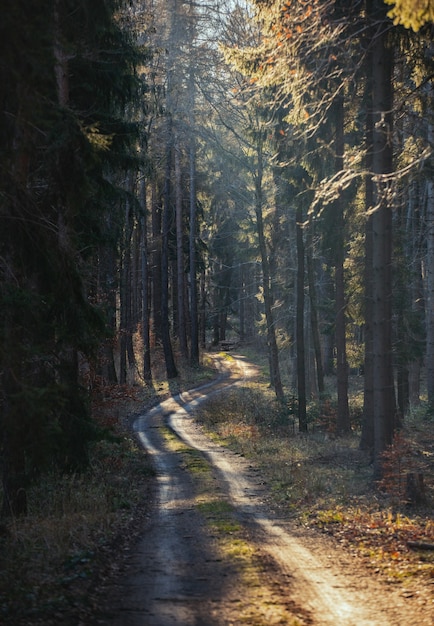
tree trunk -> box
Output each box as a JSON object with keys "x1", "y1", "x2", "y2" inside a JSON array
[
  {"x1": 425, "y1": 108, "x2": 434, "y2": 404},
  {"x1": 306, "y1": 225, "x2": 325, "y2": 395},
  {"x1": 370, "y1": 2, "x2": 397, "y2": 477},
  {"x1": 333, "y1": 93, "x2": 350, "y2": 434},
  {"x1": 119, "y1": 191, "x2": 134, "y2": 384},
  {"x1": 296, "y1": 205, "x2": 308, "y2": 431},
  {"x1": 199, "y1": 268, "x2": 206, "y2": 349},
  {"x1": 254, "y1": 140, "x2": 284, "y2": 400},
  {"x1": 97, "y1": 225, "x2": 118, "y2": 383},
  {"x1": 151, "y1": 181, "x2": 163, "y2": 346},
  {"x1": 189, "y1": 132, "x2": 200, "y2": 366},
  {"x1": 175, "y1": 141, "x2": 189, "y2": 360},
  {"x1": 360, "y1": 34, "x2": 375, "y2": 452},
  {"x1": 140, "y1": 179, "x2": 152, "y2": 383},
  {"x1": 162, "y1": 128, "x2": 178, "y2": 379}
]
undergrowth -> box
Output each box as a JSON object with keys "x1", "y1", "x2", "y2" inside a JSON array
[
  {"x1": 0, "y1": 392, "x2": 155, "y2": 625},
  {"x1": 196, "y1": 381, "x2": 434, "y2": 591},
  {"x1": 0, "y1": 351, "x2": 217, "y2": 625}
]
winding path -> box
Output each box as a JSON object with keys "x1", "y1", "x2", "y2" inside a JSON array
[{"x1": 101, "y1": 355, "x2": 432, "y2": 625}]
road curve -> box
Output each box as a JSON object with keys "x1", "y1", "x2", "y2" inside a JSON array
[{"x1": 101, "y1": 355, "x2": 431, "y2": 626}]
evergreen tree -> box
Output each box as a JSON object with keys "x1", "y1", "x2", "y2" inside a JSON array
[{"x1": 0, "y1": 0, "x2": 143, "y2": 515}]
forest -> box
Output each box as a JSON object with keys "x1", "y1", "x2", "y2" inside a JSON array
[{"x1": 1, "y1": 0, "x2": 434, "y2": 520}]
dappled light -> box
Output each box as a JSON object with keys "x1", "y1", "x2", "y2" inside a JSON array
[{"x1": 2, "y1": 0, "x2": 434, "y2": 623}]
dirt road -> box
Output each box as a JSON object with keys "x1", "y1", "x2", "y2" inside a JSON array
[{"x1": 99, "y1": 355, "x2": 433, "y2": 625}]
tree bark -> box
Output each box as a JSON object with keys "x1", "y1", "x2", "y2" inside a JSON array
[
  {"x1": 151, "y1": 180, "x2": 163, "y2": 346},
  {"x1": 360, "y1": 31, "x2": 375, "y2": 452},
  {"x1": 162, "y1": 127, "x2": 178, "y2": 379},
  {"x1": 333, "y1": 93, "x2": 350, "y2": 434},
  {"x1": 370, "y1": 1, "x2": 397, "y2": 477},
  {"x1": 425, "y1": 105, "x2": 434, "y2": 404},
  {"x1": 175, "y1": 140, "x2": 189, "y2": 360},
  {"x1": 189, "y1": 132, "x2": 200, "y2": 366},
  {"x1": 119, "y1": 190, "x2": 135, "y2": 384},
  {"x1": 306, "y1": 225, "x2": 325, "y2": 396},
  {"x1": 140, "y1": 179, "x2": 152, "y2": 383},
  {"x1": 254, "y1": 139, "x2": 284, "y2": 400},
  {"x1": 296, "y1": 205, "x2": 308, "y2": 431}
]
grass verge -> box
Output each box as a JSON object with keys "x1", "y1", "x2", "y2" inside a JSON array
[
  {"x1": 195, "y1": 380, "x2": 434, "y2": 594},
  {"x1": 0, "y1": 426, "x2": 155, "y2": 625},
  {"x1": 0, "y1": 354, "x2": 217, "y2": 625}
]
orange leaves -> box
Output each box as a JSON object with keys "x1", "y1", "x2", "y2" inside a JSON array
[
  {"x1": 304, "y1": 4, "x2": 313, "y2": 19},
  {"x1": 311, "y1": 506, "x2": 434, "y2": 585}
]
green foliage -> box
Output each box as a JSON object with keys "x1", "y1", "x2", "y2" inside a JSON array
[{"x1": 0, "y1": 0, "x2": 145, "y2": 515}]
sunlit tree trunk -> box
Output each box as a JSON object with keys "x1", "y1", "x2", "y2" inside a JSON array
[
  {"x1": 119, "y1": 187, "x2": 136, "y2": 384},
  {"x1": 306, "y1": 225, "x2": 325, "y2": 396},
  {"x1": 254, "y1": 138, "x2": 284, "y2": 400},
  {"x1": 296, "y1": 205, "x2": 307, "y2": 431},
  {"x1": 189, "y1": 129, "x2": 199, "y2": 366},
  {"x1": 199, "y1": 268, "x2": 206, "y2": 349},
  {"x1": 370, "y1": 0, "x2": 397, "y2": 477},
  {"x1": 175, "y1": 140, "x2": 189, "y2": 360},
  {"x1": 333, "y1": 92, "x2": 350, "y2": 434}
]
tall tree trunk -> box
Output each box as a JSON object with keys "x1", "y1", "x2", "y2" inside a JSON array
[
  {"x1": 296, "y1": 205, "x2": 308, "y2": 431},
  {"x1": 333, "y1": 93, "x2": 350, "y2": 434},
  {"x1": 407, "y1": 180, "x2": 423, "y2": 407},
  {"x1": 370, "y1": 1, "x2": 397, "y2": 477},
  {"x1": 254, "y1": 140, "x2": 284, "y2": 400},
  {"x1": 140, "y1": 179, "x2": 152, "y2": 383},
  {"x1": 175, "y1": 141, "x2": 189, "y2": 360},
  {"x1": 53, "y1": 0, "x2": 69, "y2": 107},
  {"x1": 119, "y1": 192, "x2": 134, "y2": 384},
  {"x1": 189, "y1": 132, "x2": 200, "y2": 366},
  {"x1": 199, "y1": 268, "x2": 206, "y2": 349},
  {"x1": 151, "y1": 181, "x2": 163, "y2": 346},
  {"x1": 162, "y1": 127, "x2": 178, "y2": 379},
  {"x1": 306, "y1": 225, "x2": 325, "y2": 396},
  {"x1": 239, "y1": 265, "x2": 246, "y2": 341},
  {"x1": 360, "y1": 32, "x2": 375, "y2": 453},
  {"x1": 425, "y1": 107, "x2": 434, "y2": 405},
  {"x1": 98, "y1": 233, "x2": 118, "y2": 384}
]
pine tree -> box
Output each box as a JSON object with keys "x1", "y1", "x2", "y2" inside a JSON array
[{"x1": 0, "y1": 0, "x2": 143, "y2": 515}]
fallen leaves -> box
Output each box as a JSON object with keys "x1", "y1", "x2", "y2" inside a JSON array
[{"x1": 311, "y1": 505, "x2": 434, "y2": 586}]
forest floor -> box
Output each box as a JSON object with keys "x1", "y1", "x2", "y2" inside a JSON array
[{"x1": 1, "y1": 351, "x2": 434, "y2": 624}]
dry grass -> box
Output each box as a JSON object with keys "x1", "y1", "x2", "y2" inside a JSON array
[
  {"x1": 2, "y1": 348, "x2": 434, "y2": 622},
  {"x1": 0, "y1": 348, "x2": 216, "y2": 625},
  {"x1": 0, "y1": 407, "x2": 155, "y2": 624},
  {"x1": 196, "y1": 380, "x2": 434, "y2": 591}
]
